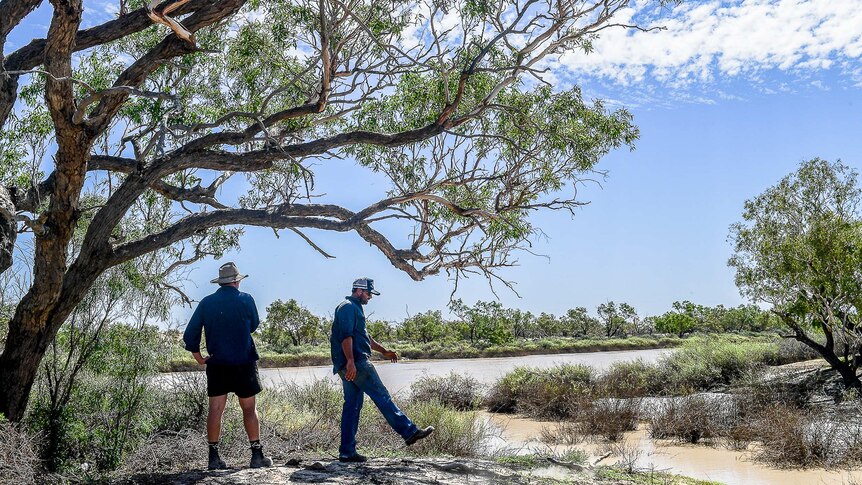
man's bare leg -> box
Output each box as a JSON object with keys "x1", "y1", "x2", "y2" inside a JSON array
[
  {"x1": 207, "y1": 395, "x2": 228, "y2": 469},
  {"x1": 238, "y1": 396, "x2": 260, "y2": 441},
  {"x1": 207, "y1": 395, "x2": 228, "y2": 443},
  {"x1": 239, "y1": 395, "x2": 272, "y2": 467}
]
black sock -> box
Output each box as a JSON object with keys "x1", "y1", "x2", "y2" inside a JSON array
[
  {"x1": 209, "y1": 441, "x2": 220, "y2": 451},
  {"x1": 250, "y1": 440, "x2": 262, "y2": 449}
]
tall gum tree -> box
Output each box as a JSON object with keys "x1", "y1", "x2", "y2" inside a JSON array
[{"x1": 0, "y1": 0, "x2": 667, "y2": 420}]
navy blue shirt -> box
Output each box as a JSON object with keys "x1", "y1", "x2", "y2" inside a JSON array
[
  {"x1": 183, "y1": 286, "x2": 261, "y2": 365},
  {"x1": 330, "y1": 296, "x2": 372, "y2": 374}
]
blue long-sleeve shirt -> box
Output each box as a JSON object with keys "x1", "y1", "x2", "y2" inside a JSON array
[
  {"x1": 183, "y1": 286, "x2": 261, "y2": 365},
  {"x1": 330, "y1": 296, "x2": 372, "y2": 374}
]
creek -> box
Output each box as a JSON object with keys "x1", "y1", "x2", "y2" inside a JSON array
[
  {"x1": 258, "y1": 347, "x2": 670, "y2": 394},
  {"x1": 253, "y1": 349, "x2": 861, "y2": 484}
]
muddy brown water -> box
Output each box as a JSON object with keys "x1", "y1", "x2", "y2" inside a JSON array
[{"x1": 485, "y1": 413, "x2": 862, "y2": 485}]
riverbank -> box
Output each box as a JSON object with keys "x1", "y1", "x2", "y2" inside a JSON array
[
  {"x1": 165, "y1": 335, "x2": 690, "y2": 371},
  {"x1": 113, "y1": 455, "x2": 722, "y2": 484}
]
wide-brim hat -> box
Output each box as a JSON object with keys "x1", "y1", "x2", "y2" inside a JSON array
[{"x1": 211, "y1": 262, "x2": 248, "y2": 284}]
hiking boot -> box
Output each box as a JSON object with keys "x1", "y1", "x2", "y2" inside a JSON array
[
  {"x1": 208, "y1": 447, "x2": 227, "y2": 470},
  {"x1": 338, "y1": 453, "x2": 368, "y2": 463},
  {"x1": 405, "y1": 426, "x2": 435, "y2": 446},
  {"x1": 250, "y1": 446, "x2": 273, "y2": 468}
]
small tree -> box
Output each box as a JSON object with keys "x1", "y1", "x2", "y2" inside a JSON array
[
  {"x1": 653, "y1": 311, "x2": 696, "y2": 337},
  {"x1": 366, "y1": 320, "x2": 395, "y2": 341},
  {"x1": 399, "y1": 311, "x2": 445, "y2": 344},
  {"x1": 261, "y1": 299, "x2": 322, "y2": 351},
  {"x1": 729, "y1": 159, "x2": 862, "y2": 390},
  {"x1": 562, "y1": 306, "x2": 602, "y2": 338},
  {"x1": 449, "y1": 299, "x2": 514, "y2": 345},
  {"x1": 597, "y1": 301, "x2": 638, "y2": 338}
]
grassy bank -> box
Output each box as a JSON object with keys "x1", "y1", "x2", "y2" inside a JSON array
[
  {"x1": 483, "y1": 334, "x2": 815, "y2": 419},
  {"x1": 164, "y1": 335, "x2": 684, "y2": 371}
]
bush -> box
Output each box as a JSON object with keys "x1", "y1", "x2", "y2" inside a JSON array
[
  {"x1": 485, "y1": 364, "x2": 594, "y2": 419},
  {"x1": 410, "y1": 372, "x2": 484, "y2": 411},
  {"x1": 400, "y1": 401, "x2": 493, "y2": 456},
  {"x1": 542, "y1": 398, "x2": 641, "y2": 443},
  {"x1": 597, "y1": 360, "x2": 662, "y2": 398},
  {"x1": 26, "y1": 323, "x2": 163, "y2": 474},
  {"x1": 0, "y1": 417, "x2": 40, "y2": 485},
  {"x1": 655, "y1": 336, "x2": 780, "y2": 394},
  {"x1": 649, "y1": 396, "x2": 725, "y2": 444}
]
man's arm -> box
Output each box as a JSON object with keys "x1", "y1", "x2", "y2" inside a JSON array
[
  {"x1": 183, "y1": 304, "x2": 209, "y2": 365},
  {"x1": 370, "y1": 335, "x2": 399, "y2": 363},
  {"x1": 341, "y1": 337, "x2": 357, "y2": 381},
  {"x1": 248, "y1": 295, "x2": 261, "y2": 333}
]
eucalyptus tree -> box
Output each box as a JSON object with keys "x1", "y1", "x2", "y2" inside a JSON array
[
  {"x1": 729, "y1": 159, "x2": 862, "y2": 390},
  {"x1": 261, "y1": 298, "x2": 323, "y2": 349},
  {"x1": 0, "y1": 0, "x2": 658, "y2": 420},
  {"x1": 596, "y1": 301, "x2": 638, "y2": 338}
]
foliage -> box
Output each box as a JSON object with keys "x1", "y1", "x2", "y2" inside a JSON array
[
  {"x1": 652, "y1": 312, "x2": 697, "y2": 337},
  {"x1": 449, "y1": 299, "x2": 515, "y2": 345},
  {"x1": 398, "y1": 311, "x2": 447, "y2": 344},
  {"x1": 486, "y1": 335, "x2": 803, "y2": 422},
  {"x1": 26, "y1": 322, "x2": 164, "y2": 474},
  {"x1": 562, "y1": 307, "x2": 603, "y2": 338},
  {"x1": 410, "y1": 372, "x2": 484, "y2": 411},
  {"x1": 1, "y1": 0, "x2": 651, "y2": 421},
  {"x1": 597, "y1": 301, "x2": 642, "y2": 338},
  {"x1": 729, "y1": 158, "x2": 862, "y2": 389},
  {"x1": 485, "y1": 364, "x2": 595, "y2": 418},
  {"x1": 260, "y1": 298, "x2": 326, "y2": 351}
]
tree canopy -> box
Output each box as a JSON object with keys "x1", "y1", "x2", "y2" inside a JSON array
[
  {"x1": 0, "y1": 0, "x2": 660, "y2": 420},
  {"x1": 729, "y1": 158, "x2": 862, "y2": 390}
]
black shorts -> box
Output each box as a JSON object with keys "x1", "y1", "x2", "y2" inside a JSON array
[{"x1": 205, "y1": 361, "x2": 263, "y2": 398}]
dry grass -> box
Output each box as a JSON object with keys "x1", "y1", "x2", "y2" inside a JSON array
[{"x1": 0, "y1": 419, "x2": 40, "y2": 485}]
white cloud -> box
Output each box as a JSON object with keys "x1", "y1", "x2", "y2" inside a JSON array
[{"x1": 555, "y1": 0, "x2": 862, "y2": 89}]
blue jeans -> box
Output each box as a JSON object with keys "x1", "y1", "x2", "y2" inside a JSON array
[{"x1": 338, "y1": 360, "x2": 418, "y2": 458}]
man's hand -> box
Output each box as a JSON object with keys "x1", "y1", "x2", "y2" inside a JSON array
[
  {"x1": 192, "y1": 352, "x2": 209, "y2": 366},
  {"x1": 345, "y1": 360, "x2": 357, "y2": 381},
  {"x1": 382, "y1": 350, "x2": 399, "y2": 363}
]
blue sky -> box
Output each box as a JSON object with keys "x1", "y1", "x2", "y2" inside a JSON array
[{"x1": 5, "y1": 0, "x2": 862, "y2": 324}]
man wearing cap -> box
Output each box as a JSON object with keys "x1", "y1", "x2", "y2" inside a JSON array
[
  {"x1": 330, "y1": 277, "x2": 435, "y2": 462},
  {"x1": 183, "y1": 262, "x2": 273, "y2": 470}
]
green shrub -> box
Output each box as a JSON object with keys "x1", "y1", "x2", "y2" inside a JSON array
[
  {"x1": 485, "y1": 364, "x2": 594, "y2": 419},
  {"x1": 399, "y1": 401, "x2": 492, "y2": 456},
  {"x1": 597, "y1": 359, "x2": 662, "y2": 398},
  {"x1": 657, "y1": 336, "x2": 780, "y2": 394},
  {"x1": 26, "y1": 323, "x2": 162, "y2": 474},
  {"x1": 410, "y1": 372, "x2": 484, "y2": 411}
]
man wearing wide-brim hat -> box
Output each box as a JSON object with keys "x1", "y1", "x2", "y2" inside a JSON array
[
  {"x1": 183, "y1": 262, "x2": 273, "y2": 470},
  {"x1": 329, "y1": 277, "x2": 434, "y2": 462}
]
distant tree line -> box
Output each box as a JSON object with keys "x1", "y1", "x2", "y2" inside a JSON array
[{"x1": 256, "y1": 298, "x2": 781, "y2": 352}]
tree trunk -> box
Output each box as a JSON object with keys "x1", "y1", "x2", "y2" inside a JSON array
[
  {"x1": 0, "y1": 263, "x2": 102, "y2": 420},
  {"x1": 0, "y1": 308, "x2": 60, "y2": 421},
  {"x1": 0, "y1": 185, "x2": 14, "y2": 274},
  {"x1": 820, "y1": 349, "x2": 862, "y2": 391}
]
